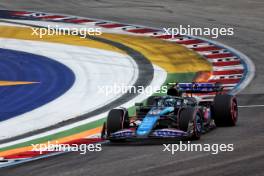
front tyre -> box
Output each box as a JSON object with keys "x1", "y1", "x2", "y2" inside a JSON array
[
  {"x1": 106, "y1": 108, "x2": 129, "y2": 142},
  {"x1": 179, "y1": 108, "x2": 202, "y2": 140}
]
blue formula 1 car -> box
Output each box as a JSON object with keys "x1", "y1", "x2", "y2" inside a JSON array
[{"x1": 101, "y1": 83, "x2": 238, "y2": 142}]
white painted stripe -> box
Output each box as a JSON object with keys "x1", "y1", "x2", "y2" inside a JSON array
[
  {"x1": 238, "y1": 105, "x2": 264, "y2": 108},
  {"x1": 210, "y1": 74, "x2": 242, "y2": 80},
  {"x1": 142, "y1": 32, "x2": 165, "y2": 37},
  {"x1": 197, "y1": 49, "x2": 225, "y2": 55},
  {"x1": 207, "y1": 57, "x2": 239, "y2": 63},
  {"x1": 207, "y1": 57, "x2": 238, "y2": 61},
  {"x1": 198, "y1": 49, "x2": 226, "y2": 55},
  {"x1": 164, "y1": 36, "x2": 190, "y2": 42},
  {"x1": 213, "y1": 65, "x2": 244, "y2": 71},
  {"x1": 222, "y1": 83, "x2": 237, "y2": 87},
  {"x1": 0, "y1": 38, "x2": 139, "y2": 140},
  {"x1": 186, "y1": 43, "x2": 212, "y2": 48},
  {"x1": 0, "y1": 22, "x2": 29, "y2": 27},
  {"x1": 211, "y1": 74, "x2": 243, "y2": 79}
]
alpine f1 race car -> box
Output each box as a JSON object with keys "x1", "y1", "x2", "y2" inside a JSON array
[{"x1": 101, "y1": 83, "x2": 238, "y2": 142}]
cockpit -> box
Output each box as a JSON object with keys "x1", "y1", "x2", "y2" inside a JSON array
[{"x1": 156, "y1": 97, "x2": 183, "y2": 107}]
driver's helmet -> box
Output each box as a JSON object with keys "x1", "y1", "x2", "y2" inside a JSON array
[
  {"x1": 157, "y1": 99, "x2": 163, "y2": 107},
  {"x1": 164, "y1": 98, "x2": 174, "y2": 107}
]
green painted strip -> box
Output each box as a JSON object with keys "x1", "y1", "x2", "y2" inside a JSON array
[
  {"x1": 0, "y1": 72, "x2": 196, "y2": 152},
  {"x1": 165, "y1": 72, "x2": 196, "y2": 84}
]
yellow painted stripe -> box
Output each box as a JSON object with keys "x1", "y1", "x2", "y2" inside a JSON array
[
  {"x1": 99, "y1": 33, "x2": 212, "y2": 73},
  {"x1": 0, "y1": 26, "x2": 212, "y2": 73}
]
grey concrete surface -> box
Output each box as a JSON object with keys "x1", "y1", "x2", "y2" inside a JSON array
[{"x1": 0, "y1": 0, "x2": 263, "y2": 176}]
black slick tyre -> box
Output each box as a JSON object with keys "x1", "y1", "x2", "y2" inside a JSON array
[
  {"x1": 179, "y1": 107, "x2": 202, "y2": 140},
  {"x1": 106, "y1": 108, "x2": 129, "y2": 142},
  {"x1": 213, "y1": 94, "x2": 238, "y2": 126}
]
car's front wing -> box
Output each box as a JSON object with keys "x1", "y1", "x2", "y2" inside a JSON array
[{"x1": 107, "y1": 128, "x2": 189, "y2": 140}]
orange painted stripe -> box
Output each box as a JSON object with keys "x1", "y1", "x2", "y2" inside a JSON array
[
  {"x1": 0, "y1": 81, "x2": 39, "y2": 86},
  {"x1": 0, "y1": 126, "x2": 102, "y2": 157}
]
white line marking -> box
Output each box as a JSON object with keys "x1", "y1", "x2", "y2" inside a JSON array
[{"x1": 238, "y1": 105, "x2": 264, "y2": 108}]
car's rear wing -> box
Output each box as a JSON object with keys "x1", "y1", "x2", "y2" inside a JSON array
[{"x1": 167, "y1": 82, "x2": 231, "y2": 94}]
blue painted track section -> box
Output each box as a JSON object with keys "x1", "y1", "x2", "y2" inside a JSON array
[{"x1": 0, "y1": 48, "x2": 75, "y2": 122}]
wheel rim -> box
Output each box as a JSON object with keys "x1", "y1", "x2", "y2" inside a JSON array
[
  {"x1": 195, "y1": 114, "x2": 202, "y2": 134},
  {"x1": 231, "y1": 100, "x2": 238, "y2": 123}
]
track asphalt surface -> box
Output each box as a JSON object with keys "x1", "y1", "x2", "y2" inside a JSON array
[{"x1": 0, "y1": 0, "x2": 263, "y2": 176}]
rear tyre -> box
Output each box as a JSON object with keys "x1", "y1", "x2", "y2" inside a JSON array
[
  {"x1": 213, "y1": 94, "x2": 238, "y2": 126},
  {"x1": 179, "y1": 108, "x2": 202, "y2": 140},
  {"x1": 167, "y1": 88, "x2": 182, "y2": 97},
  {"x1": 106, "y1": 108, "x2": 129, "y2": 142}
]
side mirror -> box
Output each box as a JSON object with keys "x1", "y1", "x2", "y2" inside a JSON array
[{"x1": 135, "y1": 103, "x2": 143, "y2": 107}]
